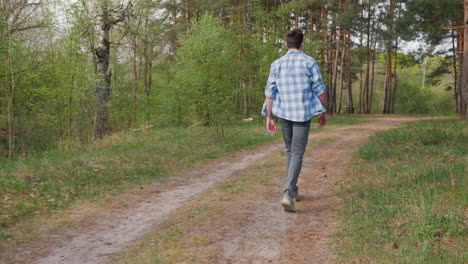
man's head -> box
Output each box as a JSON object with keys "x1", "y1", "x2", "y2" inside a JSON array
[{"x1": 286, "y1": 29, "x2": 304, "y2": 50}]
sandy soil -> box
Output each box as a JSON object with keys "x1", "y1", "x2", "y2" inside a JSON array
[{"x1": 9, "y1": 116, "x2": 423, "y2": 264}]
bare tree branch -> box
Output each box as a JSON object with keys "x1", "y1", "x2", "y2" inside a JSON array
[
  {"x1": 10, "y1": 23, "x2": 43, "y2": 33},
  {"x1": 441, "y1": 26, "x2": 465, "y2": 30},
  {"x1": 2, "y1": 0, "x2": 43, "y2": 34},
  {"x1": 0, "y1": 61, "x2": 44, "y2": 79},
  {"x1": 10, "y1": 0, "x2": 29, "y2": 26},
  {"x1": 14, "y1": 2, "x2": 41, "y2": 28},
  {"x1": 109, "y1": 1, "x2": 132, "y2": 25}
]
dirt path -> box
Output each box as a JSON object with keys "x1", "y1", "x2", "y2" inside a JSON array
[
  {"x1": 217, "y1": 117, "x2": 422, "y2": 263},
  {"x1": 11, "y1": 117, "x2": 423, "y2": 264}
]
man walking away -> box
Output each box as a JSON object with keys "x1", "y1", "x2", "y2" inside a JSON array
[{"x1": 262, "y1": 29, "x2": 328, "y2": 212}]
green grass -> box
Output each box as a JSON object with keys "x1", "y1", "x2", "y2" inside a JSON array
[
  {"x1": 336, "y1": 119, "x2": 467, "y2": 263},
  {"x1": 0, "y1": 115, "x2": 370, "y2": 234}
]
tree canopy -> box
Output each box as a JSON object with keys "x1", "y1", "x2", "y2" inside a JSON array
[{"x1": 0, "y1": 0, "x2": 466, "y2": 158}]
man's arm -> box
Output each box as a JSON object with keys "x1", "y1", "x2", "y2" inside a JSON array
[
  {"x1": 309, "y1": 60, "x2": 328, "y2": 129},
  {"x1": 318, "y1": 93, "x2": 327, "y2": 129},
  {"x1": 266, "y1": 97, "x2": 277, "y2": 135},
  {"x1": 265, "y1": 61, "x2": 278, "y2": 136}
]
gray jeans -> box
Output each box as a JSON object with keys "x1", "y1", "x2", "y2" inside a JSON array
[{"x1": 280, "y1": 118, "x2": 311, "y2": 198}]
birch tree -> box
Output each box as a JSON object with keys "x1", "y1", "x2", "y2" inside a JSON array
[{"x1": 93, "y1": 0, "x2": 132, "y2": 140}]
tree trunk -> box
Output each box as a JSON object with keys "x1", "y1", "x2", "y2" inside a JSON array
[
  {"x1": 185, "y1": 0, "x2": 190, "y2": 23},
  {"x1": 68, "y1": 41, "x2": 77, "y2": 140},
  {"x1": 172, "y1": 0, "x2": 177, "y2": 23},
  {"x1": 338, "y1": 50, "x2": 345, "y2": 114},
  {"x1": 143, "y1": 18, "x2": 153, "y2": 124},
  {"x1": 382, "y1": 0, "x2": 394, "y2": 114},
  {"x1": 369, "y1": 37, "x2": 377, "y2": 113},
  {"x1": 361, "y1": 3, "x2": 374, "y2": 114},
  {"x1": 265, "y1": 0, "x2": 270, "y2": 38},
  {"x1": 451, "y1": 30, "x2": 459, "y2": 113},
  {"x1": 334, "y1": 0, "x2": 344, "y2": 114},
  {"x1": 358, "y1": 10, "x2": 364, "y2": 114},
  {"x1": 131, "y1": 39, "x2": 140, "y2": 128},
  {"x1": 338, "y1": 29, "x2": 345, "y2": 114},
  {"x1": 389, "y1": 2, "x2": 400, "y2": 114},
  {"x1": 457, "y1": 27, "x2": 464, "y2": 114},
  {"x1": 280, "y1": 0, "x2": 284, "y2": 25},
  {"x1": 363, "y1": 3, "x2": 372, "y2": 114},
  {"x1": 94, "y1": 21, "x2": 112, "y2": 140},
  {"x1": 346, "y1": 31, "x2": 354, "y2": 114},
  {"x1": 93, "y1": 4, "x2": 112, "y2": 140},
  {"x1": 382, "y1": 46, "x2": 393, "y2": 114},
  {"x1": 309, "y1": 7, "x2": 314, "y2": 31},
  {"x1": 6, "y1": 24, "x2": 15, "y2": 158},
  {"x1": 363, "y1": 57, "x2": 371, "y2": 113},
  {"x1": 195, "y1": 0, "x2": 199, "y2": 21},
  {"x1": 294, "y1": 8, "x2": 299, "y2": 29},
  {"x1": 422, "y1": 56, "x2": 428, "y2": 90},
  {"x1": 144, "y1": 58, "x2": 153, "y2": 123},
  {"x1": 320, "y1": 6, "x2": 328, "y2": 71},
  {"x1": 390, "y1": 37, "x2": 398, "y2": 113},
  {"x1": 242, "y1": 78, "x2": 249, "y2": 116},
  {"x1": 93, "y1": 1, "x2": 131, "y2": 140},
  {"x1": 330, "y1": 26, "x2": 340, "y2": 114},
  {"x1": 460, "y1": 0, "x2": 468, "y2": 117},
  {"x1": 1, "y1": 0, "x2": 10, "y2": 11}
]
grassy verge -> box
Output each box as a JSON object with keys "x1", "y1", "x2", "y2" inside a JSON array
[
  {"x1": 0, "y1": 115, "x2": 371, "y2": 239},
  {"x1": 335, "y1": 119, "x2": 467, "y2": 263}
]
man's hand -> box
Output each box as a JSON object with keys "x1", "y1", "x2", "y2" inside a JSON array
[
  {"x1": 318, "y1": 112, "x2": 327, "y2": 129},
  {"x1": 266, "y1": 117, "x2": 277, "y2": 136},
  {"x1": 317, "y1": 93, "x2": 327, "y2": 129},
  {"x1": 265, "y1": 97, "x2": 276, "y2": 136}
]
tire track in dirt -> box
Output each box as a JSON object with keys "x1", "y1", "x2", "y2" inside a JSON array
[
  {"x1": 217, "y1": 117, "x2": 423, "y2": 264},
  {"x1": 10, "y1": 117, "x2": 421, "y2": 264}
]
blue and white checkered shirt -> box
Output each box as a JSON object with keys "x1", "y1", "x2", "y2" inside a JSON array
[{"x1": 262, "y1": 50, "x2": 327, "y2": 122}]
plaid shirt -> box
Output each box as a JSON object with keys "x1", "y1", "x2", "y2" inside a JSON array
[{"x1": 262, "y1": 50, "x2": 327, "y2": 122}]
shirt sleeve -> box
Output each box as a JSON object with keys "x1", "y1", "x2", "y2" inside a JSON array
[
  {"x1": 264, "y1": 63, "x2": 278, "y2": 99},
  {"x1": 261, "y1": 101, "x2": 267, "y2": 116},
  {"x1": 310, "y1": 61, "x2": 327, "y2": 96}
]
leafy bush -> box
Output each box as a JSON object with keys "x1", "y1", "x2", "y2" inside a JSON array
[{"x1": 173, "y1": 14, "x2": 238, "y2": 129}]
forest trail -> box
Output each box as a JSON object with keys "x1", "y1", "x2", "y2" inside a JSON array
[
  {"x1": 216, "y1": 117, "x2": 420, "y2": 263},
  {"x1": 11, "y1": 116, "x2": 424, "y2": 264}
]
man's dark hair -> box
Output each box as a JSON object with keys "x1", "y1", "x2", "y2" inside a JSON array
[{"x1": 286, "y1": 29, "x2": 304, "y2": 49}]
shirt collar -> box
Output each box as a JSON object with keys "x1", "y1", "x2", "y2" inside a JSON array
[{"x1": 286, "y1": 49, "x2": 303, "y2": 55}]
